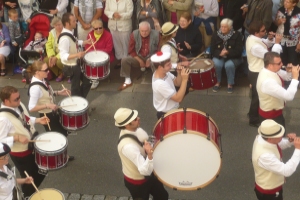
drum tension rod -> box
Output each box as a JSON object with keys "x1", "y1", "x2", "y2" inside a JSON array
[
  {"x1": 183, "y1": 107, "x2": 187, "y2": 134},
  {"x1": 160, "y1": 115, "x2": 165, "y2": 142},
  {"x1": 206, "y1": 113, "x2": 211, "y2": 141},
  {"x1": 198, "y1": 71, "x2": 204, "y2": 87}
]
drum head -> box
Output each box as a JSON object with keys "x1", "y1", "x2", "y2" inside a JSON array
[
  {"x1": 84, "y1": 51, "x2": 109, "y2": 65},
  {"x1": 34, "y1": 132, "x2": 67, "y2": 152},
  {"x1": 189, "y1": 59, "x2": 214, "y2": 73},
  {"x1": 59, "y1": 96, "x2": 88, "y2": 112},
  {"x1": 29, "y1": 188, "x2": 64, "y2": 200},
  {"x1": 153, "y1": 131, "x2": 221, "y2": 191}
]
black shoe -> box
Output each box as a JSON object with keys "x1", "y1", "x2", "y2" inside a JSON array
[
  {"x1": 249, "y1": 122, "x2": 260, "y2": 127},
  {"x1": 68, "y1": 156, "x2": 75, "y2": 161}
]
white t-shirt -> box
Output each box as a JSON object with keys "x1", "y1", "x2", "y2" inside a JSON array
[
  {"x1": 152, "y1": 72, "x2": 179, "y2": 112},
  {"x1": 18, "y1": 0, "x2": 33, "y2": 21},
  {"x1": 74, "y1": 0, "x2": 103, "y2": 26}
]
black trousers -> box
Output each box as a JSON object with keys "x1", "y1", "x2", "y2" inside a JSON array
[
  {"x1": 281, "y1": 45, "x2": 298, "y2": 66},
  {"x1": 259, "y1": 114, "x2": 285, "y2": 128},
  {"x1": 248, "y1": 71, "x2": 260, "y2": 124},
  {"x1": 124, "y1": 174, "x2": 168, "y2": 200},
  {"x1": 39, "y1": 112, "x2": 68, "y2": 137},
  {"x1": 255, "y1": 188, "x2": 283, "y2": 200},
  {"x1": 10, "y1": 153, "x2": 46, "y2": 198},
  {"x1": 70, "y1": 64, "x2": 92, "y2": 98},
  {"x1": 156, "y1": 111, "x2": 166, "y2": 120}
]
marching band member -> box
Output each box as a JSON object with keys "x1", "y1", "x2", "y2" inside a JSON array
[
  {"x1": 0, "y1": 86, "x2": 49, "y2": 198},
  {"x1": 27, "y1": 61, "x2": 75, "y2": 161},
  {"x1": 0, "y1": 143, "x2": 33, "y2": 200},
  {"x1": 151, "y1": 51, "x2": 190, "y2": 119},
  {"x1": 246, "y1": 20, "x2": 282, "y2": 127},
  {"x1": 257, "y1": 52, "x2": 300, "y2": 127},
  {"x1": 114, "y1": 107, "x2": 168, "y2": 199},
  {"x1": 58, "y1": 12, "x2": 92, "y2": 98}
]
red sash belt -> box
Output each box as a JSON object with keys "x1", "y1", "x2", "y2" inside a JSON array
[
  {"x1": 10, "y1": 149, "x2": 32, "y2": 157},
  {"x1": 255, "y1": 183, "x2": 282, "y2": 194},
  {"x1": 124, "y1": 175, "x2": 147, "y2": 185},
  {"x1": 259, "y1": 108, "x2": 283, "y2": 119}
]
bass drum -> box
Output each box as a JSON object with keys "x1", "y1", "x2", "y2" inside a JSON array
[{"x1": 152, "y1": 108, "x2": 222, "y2": 190}]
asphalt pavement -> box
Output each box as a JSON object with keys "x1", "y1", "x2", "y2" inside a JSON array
[{"x1": 1, "y1": 64, "x2": 300, "y2": 200}]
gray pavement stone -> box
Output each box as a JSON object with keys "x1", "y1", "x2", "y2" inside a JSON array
[
  {"x1": 63, "y1": 193, "x2": 69, "y2": 199},
  {"x1": 117, "y1": 197, "x2": 129, "y2": 200},
  {"x1": 81, "y1": 194, "x2": 93, "y2": 200},
  {"x1": 104, "y1": 196, "x2": 117, "y2": 200},
  {"x1": 68, "y1": 193, "x2": 81, "y2": 200},
  {"x1": 92, "y1": 195, "x2": 105, "y2": 200}
]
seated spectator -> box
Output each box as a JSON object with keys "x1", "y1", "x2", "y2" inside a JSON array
[
  {"x1": 24, "y1": 32, "x2": 47, "y2": 52},
  {"x1": 8, "y1": 9, "x2": 22, "y2": 47},
  {"x1": 136, "y1": 0, "x2": 162, "y2": 30},
  {"x1": 39, "y1": 0, "x2": 68, "y2": 18},
  {"x1": 44, "y1": 17, "x2": 64, "y2": 82},
  {"x1": 175, "y1": 12, "x2": 202, "y2": 58},
  {"x1": 163, "y1": 0, "x2": 193, "y2": 24},
  {"x1": 210, "y1": 18, "x2": 243, "y2": 94},
  {"x1": 118, "y1": 21, "x2": 160, "y2": 91},
  {"x1": 0, "y1": 22, "x2": 11, "y2": 76},
  {"x1": 193, "y1": 0, "x2": 218, "y2": 50},
  {"x1": 85, "y1": 19, "x2": 114, "y2": 89},
  {"x1": 3, "y1": 0, "x2": 20, "y2": 22}
]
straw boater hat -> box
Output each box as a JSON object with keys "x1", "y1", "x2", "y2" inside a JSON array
[
  {"x1": 114, "y1": 108, "x2": 138, "y2": 127},
  {"x1": 258, "y1": 119, "x2": 285, "y2": 138},
  {"x1": 150, "y1": 51, "x2": 171, "y2": 63},
  {"x1": 161, "y1": 22, "x2": 179, "y2": 36},
  {"x1": 0, "y1": 143, "x2": 10, "y2": 157}
]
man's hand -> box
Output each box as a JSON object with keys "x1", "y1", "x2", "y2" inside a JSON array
[
  {"x1": 18, "y1": 135, "x2": 29, "y2": 144},
  {"x1": 199, "y1": 6, "x2": 205, "y2": 13},
  {"x1": 293, "y1": 137, "x2": 300, "y2": 149},
  {"x1": 82, "y1": 23, "x2": 91, "y2": 30},
  {"x1": 291, "y1": 64, "x2": 300, "y2": 80},
  {"x1": 83, "y1": 38, "x2": 92, "y2": 45},
  {"x1": 58, "y1": 88, "x2": 71, "y2": 96},
  {"x1": 138, "y1": 59, "x2": 146, "y2": 68},
  {"x1": 77, "y1": 51, "x2": 86, "y2": 59},
  {"x1": 13, "y1": 42, "x2": 18, "y2": 46},
  {"x1": 275, "y1": 34, "x2": 282, "y2": 44},
  {"x1": 36, "y1": 116, "x2": 50, "y2": 125},
  {"x1": 47, "y1": 103, "x2": 58, "y2": 111},
  {"x1": 287, "y1": 133, "x2": 297, "y2": 142},
  {"x1": 113, "y1": 12, "x2": 121, "y2": 19},
  {"x1": 143, "y1": 141, "x2": 153, "y2": 159},
  {"x1": 240, "y1": 4, "x2": 248, "y2": 15},
  {"x1": 181, "y1": 68, "x2": 190, "y2": 81},
  {"x1": 7, "y1": 2, "x2": 16, "y2": 8},
  {"x1": 23, "y1": 176, "x2": 33, "y2": 184}
]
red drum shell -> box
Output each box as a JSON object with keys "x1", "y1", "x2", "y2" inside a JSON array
[{"x1": 189, "y1": 59, "x2": 217, "y2": 90}]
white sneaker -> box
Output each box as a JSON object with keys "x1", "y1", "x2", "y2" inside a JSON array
[{"x1": 91, "y1": 80, "x2": 99, "y2": 89}]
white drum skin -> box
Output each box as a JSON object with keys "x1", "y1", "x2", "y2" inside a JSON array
[
  {"x1": 29, "y1": 188, "x2": 65, "y2": 200},
  {"x1": 83, "y1": 50, "x2": 110, "y2": 80}
]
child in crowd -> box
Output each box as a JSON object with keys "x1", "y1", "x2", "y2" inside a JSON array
[
  {"x1": 24, "y1": 31, "x2": 47, "y2": 52},
  {"x1": 8, "y1": 8, "x2": 22, "y2": 47}
]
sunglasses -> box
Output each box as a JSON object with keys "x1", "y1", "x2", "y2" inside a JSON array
[
  {"x1": 13, "y1": 95, "x2": 21, "y2": 102},
  {"x1": 40, "y1": 68, "x2": 49, "y2": 72},
  {"x1": 94, "y1": 27, "x2": 103, "y2": 30}
]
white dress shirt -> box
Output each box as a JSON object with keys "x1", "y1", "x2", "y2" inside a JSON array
[
  {"x1": 0, "y1": 165, "x2": 15, "y2": 200},
  {"x1": 58, "y1": 28, "x2": 83, "y2": 63},
  {"x1": 257, "y1": 135, "x2": 300, "y2": 177},
  {"x1": 260, "y1": 68, "x2": 299, "y2": 101},
  {"x1": 250, "y1": 35, "x2": 282, "y2": 59},
  {"x1": 0, "y1": 104, "x2": 36, "y2": 147},
  {"x1": 28, "y1": 76, "x2": 48, "y2": 111}
]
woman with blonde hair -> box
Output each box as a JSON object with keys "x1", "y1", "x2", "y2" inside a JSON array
[{"x1": 44, "y1": 17, "x2": 65, "y2": 82}]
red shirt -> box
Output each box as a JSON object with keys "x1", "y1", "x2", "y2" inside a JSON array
[{"x1": 128, "y1": 33, "x2": 150, "y2": 58}]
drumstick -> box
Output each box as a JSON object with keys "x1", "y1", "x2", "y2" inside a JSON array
[
  {"x1": 24, "y1": 171, "x2": 43, "y2": 200},
  {"x1": 58, "y1": 104, "x2": 77, "y2": 108},
  {"x1": 190, "y1": 52, "x2": 205, "y2": 64},
  {"x1": 85, "y1": 37, "x2": 100, "y2": 53},
  {"x1": 89, "y1": 34, "x2": 97, "y2": 53},
  {"x1": 29, "y1": 140, "x2": 51, "y2": 142},
  {"x1": 44, "y1": 113, "x2": 51, "y2": 131},
  {"x1": 61, "y1": 84, "x2": 73, "y2": 101}
]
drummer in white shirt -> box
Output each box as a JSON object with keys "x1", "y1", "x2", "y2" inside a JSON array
[
  {"x1": 0, "y1": 143, "x2": 33, "y2": 200},
  {"x1": 151, "y1": 51, "x2": 190, "y2": 119},
  {"x1": 256, "y1": 52, "x2": 300, "y2": 127}
]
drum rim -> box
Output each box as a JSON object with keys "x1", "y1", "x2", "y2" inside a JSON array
[
  {"x1": 58, "y1": 96, "x2": 89, "y2": 113},
  {"x1": 189, "y1": 59, "x2": 214, "y2": 73},
  {"x1": 61, "y1": 117, "x2": 90, "y2": 131},
  {"x1": 152, "y1": 108, "x2": 220, "y2": 133},
  {"x1": 82, "y1": 63, "x2": 111, "y2": 81},
  {"x1": 29, "y1": 188, "x2": 65, "y2": 199},
  {"x1": 153, "y1": 130, "x2": 222, "y2": 191},
  {"x1": 34, "y1": 132, "x2": 68, "y2": 153},
  {"x1": 83, "y1": 50, "x2": 110, "y2": 66}
]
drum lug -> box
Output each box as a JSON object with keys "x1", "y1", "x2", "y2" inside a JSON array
[
  {"x1": 206, "y1": 113, "x2": 211, "y2": 141},
  {"x1": 183, "y1": 107, "x2": 187, "y2": 134}
]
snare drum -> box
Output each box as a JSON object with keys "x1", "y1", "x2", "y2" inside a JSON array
[
  {"x1": 29, "y1": 188, "x2": 65, "y2": 200},
  {"x1": 34, "y1": 132, "x2": 68, "y2": 171},
  {"x1": 152, "y1": 108, "x2": 222, "y2": 191},
  {"x1": 189, "y1": 59, "x2": 217, "y2": 90},
  {"x1": 58, "y1": 96, "x2": 89, "y2": 131},
  {"x1": 83, "y1": 51, "x2": 110, "y2": 80}
]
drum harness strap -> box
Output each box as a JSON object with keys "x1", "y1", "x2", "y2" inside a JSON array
[
  {"x1": 57, "y1": 32, "x2": 77, "y2": 46},
  {"x1": 118, "y1": 134, "x2": 143, "y2": 147},
  {"x1": 27, "y1": 81, "x2": 56, "y2": 105}
]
